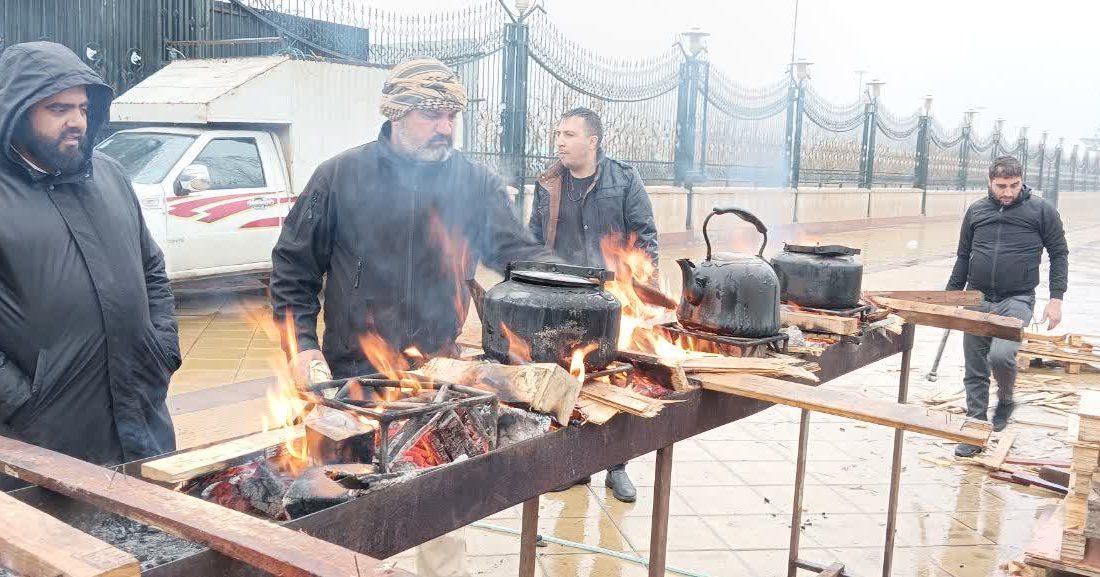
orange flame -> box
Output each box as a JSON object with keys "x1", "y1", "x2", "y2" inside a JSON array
[
  {"x1": 569, "y1": 343, "x2": 600, "y2": 383},
  {"x1": 599, "y1": 234, "x2": 721, "y2": 359},
  {"x1": 359, "y1": 332, "x2": 422, "y2": 398},
  {"x1": 241, "y1": 306, "x2": 312, "y2": 473},
  {"x1": 427, "y1": 211, "x2": 472, "y2": 324},
  {"x1": 500, "y1": 322, "x2": 532, "y2": 363}
]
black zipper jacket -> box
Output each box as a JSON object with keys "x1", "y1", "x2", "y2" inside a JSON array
[
  {"x1": 270, "y1": 122, "x2": 551, "y2": 377},
  {"x1": 946, "y1": 185, "x2": 1069, "y2": 301}
]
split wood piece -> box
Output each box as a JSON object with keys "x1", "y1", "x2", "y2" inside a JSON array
[
  {"x1": 1019, "y1": 344, "x2": 1100, "y2": 365},
  {"x1": 1064, "y1": 527, "x2": 1088, "y2": 562},
  {"x1": 677, "y1": 355, "x2": 820, "y2": 382},
  {"x1": 616, "y1": 350, "x2": 691, "y2": 392},
  {"x1": 419, "y1": 358, "x2": 580, "y2": 424},
  {"x1": 0, "y1": 491, "x2": 139, "y2": 577},
  {"x1": 1068, "y1": 493, "x2": 1089, "y2": 532},
  {"x1": 864, "y1": 290, "x2": 983, "y2": 306},
  {"x1": 871, "y1": 297, "x2": 1025, "y2": 341},
  {"x1": 141, "y1": 425, "x2": 305, "y2": 484},
  {"x1": 977, "y1": 432, "x2": 1017, "y2": 471},
  {"x1": 780, "y1": 309, "x2": 860, "y2": 336},
  {"x1": 1070, "y1": 471, "x2": 1092, "y2": 495},
  {"x1": 580, "y1": 381, "x2": 668, "y2": 418},
  {"x1": 574, "y1": 397, "x2": 620, "y2": 425},
  {"x1": 0, "y1": 435, "x2": 409, "y2": 577},
  {"x1": 698, "y1": 373, "x2": 992, "y2": 445}
]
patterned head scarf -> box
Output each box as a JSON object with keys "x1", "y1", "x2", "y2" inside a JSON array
[{"x1": 380, "y1": 58, "x2": 468, "y2": 121}]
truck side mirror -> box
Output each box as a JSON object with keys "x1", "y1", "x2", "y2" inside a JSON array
[{"x1": 175, "y1": 164, "x2": 211, "y2": 196}]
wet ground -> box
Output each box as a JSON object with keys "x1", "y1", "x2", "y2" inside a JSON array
[{"x1": 164, "y1": 209, "x2": 1100, "y2": 576}]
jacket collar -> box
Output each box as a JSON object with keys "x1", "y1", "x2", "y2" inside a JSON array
[{"x1": 537, "y1": 150, "x2": 606, "y2": 189}]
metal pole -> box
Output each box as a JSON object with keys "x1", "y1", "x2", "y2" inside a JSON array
[
  {"x1": 916, "y1": 115, "x2": 931, "y2": 213},
  {"x1": 519, "y1": 497, "x2": 539, "y2": 577},
  {"x1": 786, "y1": 409, "x2": 812, "y2": 577},
  {"x1": 882, "y1": 323, "x2": 915, "y2": 577},
  {"x1": 790, "y1": 77, "x2": 807, "y2": 198},
  {"x1": 649, "y1": 444, "x2": 675, "y2": 577},
  {"x1": 926, "y1": 329, "x2": 950, "y2": 381}
]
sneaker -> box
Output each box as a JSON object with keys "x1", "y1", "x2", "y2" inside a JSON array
[
  {"x1": 550, "y1": 476, "x2": 591, "y2": 492},
  {"x1": 605, "y1": 468, "x2": 637, "y2": 503},
  {"x1": 992, "y1": 401, "x2": 1015, "y2": 432},
  {"x1": 954, "y1": 443, "x2": 983, "y2": 458}
]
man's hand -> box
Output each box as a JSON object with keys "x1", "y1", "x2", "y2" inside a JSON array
[
  {"x1": 291, "y1": 349, "x2": 331, "y2": 387},
  {"x1": 1041, "y1": 299, "x2": 1063, "y2": 331}
]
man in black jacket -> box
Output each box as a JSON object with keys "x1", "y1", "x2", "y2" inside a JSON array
[
  {"x1": 529, "y1": 107, "x2": 659, "y2": 503},
  {"x1": 0, "y1": 42, "x2": 180, "y2": 485},
  {"x1": 272, "y1": 58, "x2": 551, "y2": 385},
  {"x1": 271, "y1": 60, "x2": 551, "y2": 576},
  {"x1": 948, "y1": 156, "x2": 1068, "y2": 457}
]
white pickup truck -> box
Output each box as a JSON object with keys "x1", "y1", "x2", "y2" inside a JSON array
[{"x1": 96, "y1": 56, "x2": 390, "y2": 281}]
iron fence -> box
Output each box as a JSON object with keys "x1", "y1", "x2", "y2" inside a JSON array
[{"x1": 3, "y1": 0, "x2": 1095, "y2": 202}]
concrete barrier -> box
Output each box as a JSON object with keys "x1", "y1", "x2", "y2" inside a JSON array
[{"x1": 508, "y1": 182, "x2": 1091, "y2": 234}]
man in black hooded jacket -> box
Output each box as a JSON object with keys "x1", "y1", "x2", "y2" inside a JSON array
[
  {"x1": 0, "y1": 42, "x2": 180, "y2": 486},
  {"x1": 948, "y1": 156, "x2": 1068, "y2": 457}
]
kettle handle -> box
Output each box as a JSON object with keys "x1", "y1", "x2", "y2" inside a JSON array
[{"x1": 702, "y1": 206, "x2": 769, "y2": 260}]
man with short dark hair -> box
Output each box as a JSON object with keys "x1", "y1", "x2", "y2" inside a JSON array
[
  {"x1": 529, "y1": 107, "x2": 659, "y2": 502},
  {"x1": 0, "y1": 42, "x2": 180, "y2": 483},
  {"x1": 948, "y1": 155, "x2": 1068, "y2": 457}
]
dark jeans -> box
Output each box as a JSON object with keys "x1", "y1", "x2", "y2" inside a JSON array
[{"x1": 963, "y1": 295, "x2": 1035, "y2": 420}]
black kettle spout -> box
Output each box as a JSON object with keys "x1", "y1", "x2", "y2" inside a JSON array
[{"x1": 677, "y1": 258, "x2": 704, "y2": 306}]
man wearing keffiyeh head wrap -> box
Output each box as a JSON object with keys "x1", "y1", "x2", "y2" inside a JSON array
[
  {"x1": 271, "y1": 58, "x2": 553, "y2": 577},
  {"x1": 380, "y1": 58, "x2": 469, "y2": 162}
]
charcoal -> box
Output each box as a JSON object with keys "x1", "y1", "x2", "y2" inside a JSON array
[
  {"x1": 283, "y1": 466, "x2": 357, "y2": 519},
  {"x1": 323, "y1": 463, "x2": 378, "y2": 489},
  {"x1": 185, "y1": 461, "x2": 290, "y2": 519}
]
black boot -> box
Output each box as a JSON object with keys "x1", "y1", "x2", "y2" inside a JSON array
[
  {"x1": 992, "y1": 401, "x2": 1015, "y2": 432},
  {"x1": 605, "y1": 465, "x2": 637, "y2": 503},
  {"x1": 550, "y1": 476, "x2": 591, "y2": 492},
  {"x1": 954, "y1": 443, "x2": 982, "y2": 458}
]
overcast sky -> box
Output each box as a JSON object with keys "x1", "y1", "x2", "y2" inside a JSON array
[{"x1": 361, "y1": 0, "x2": 1099, "y2": 146}]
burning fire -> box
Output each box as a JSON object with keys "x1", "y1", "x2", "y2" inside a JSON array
[
  {"x1": 500, "y1": 322, "x2": 532, "y2": 363},
  {"x1": 599, "y1": 235, "x2": 721, "y2": 359},
  {"x1": 359, "y1": 333, "x2": 423, "y2": 401},
  {"x1": 568, "y1": 343, "x2": 600, "y2": 383}
]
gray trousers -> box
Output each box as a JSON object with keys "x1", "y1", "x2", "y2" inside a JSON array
[{"x1": 963, "y1": 295, "x2": 1035, "y2": 420}]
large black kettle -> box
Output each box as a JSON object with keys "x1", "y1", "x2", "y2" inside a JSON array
[{"x1": 676, "y1": 207, "x2": 781, "y2": 337}]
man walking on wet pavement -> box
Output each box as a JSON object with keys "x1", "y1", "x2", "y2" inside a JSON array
[
  {"x1": 529, "y1": 107, "x2": 659, "y2": 502},
  {"x1": 0, "y1": 42, "x2": 181, "y2": 486},
  {"x1": 948, "y1": 156, "x2": 1068, "y2": 457}
]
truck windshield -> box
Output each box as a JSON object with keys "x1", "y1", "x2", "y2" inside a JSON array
[{"x1": 96, "y1": 133, "x2": 197, "y2": 184}]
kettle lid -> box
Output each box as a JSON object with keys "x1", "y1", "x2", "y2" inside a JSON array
[{"x1": 510, "y1": 270, "x2": 599, "y2": 288}]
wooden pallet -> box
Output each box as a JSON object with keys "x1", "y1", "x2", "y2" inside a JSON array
[{"x1": 1019, "y1": 336, "x2": 1098, "y2": 375}]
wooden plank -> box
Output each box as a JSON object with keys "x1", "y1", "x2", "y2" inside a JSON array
[
  {"x1": 1039, "y1": 466, "x2": 1071, "y2": 488},
  {"x1": 1008, "y1": 472, "x2": 1068, "y2": 495},
  {"x1": 872, "y1": 297, "x2": 1025, "y2": 341},
  {"x1": 141, "y1": 425, "x2": 304, "y2": 484},
  {"x1": 678, "y1": 356, "x2": 820, "y2": 382},
  {"x1": 978, "y1": 432, "x2": 1017, "y2": 470},
  {"x1": 617, "y1": 350, "x2": 691, "y2": 392},
  {"x1": 0, "y1": 435, "x2": 410, "y2": 577},
  {"x1": 865, "y1": 290, "x2": 983, "y2": 306},
  {"x1": 0, "y1": 491, "x2": 139, "y2": 577},
  {"x1": 1006, "y1": 458, "x2": 1072, "y2": 467},
  {"x1": 419, "y1": 358, "x2": 581, "y2": 423},
  {"x1": 817, "y1": 562, "x2": 846, "y2": 577},
  {"x1": 648, "y1": 445, "x2": 674, "y2": 577},
  {"x1": 699, "y1": 373, "x2": 992, "y2": 445},
  {"x1": 780, "y1": 309, "x2": 860, "y2": 336},
  {"x1": 1026, "y1": 502, "x2": 1100, "y2": 576}
]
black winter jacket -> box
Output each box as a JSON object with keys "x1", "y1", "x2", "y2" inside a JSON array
[
  {"x1": 529, "y1": 153, "x2": 659, "y2": 268},
  {"x1": 270, "y1": 123, "x2": 551, "y2": 378},
  {"x1": 947, "y1": 185, "x2": 1069, "y2": 301},
  {"x1": 0, "y1": 42, "x2": 179, "y2": 467}
]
